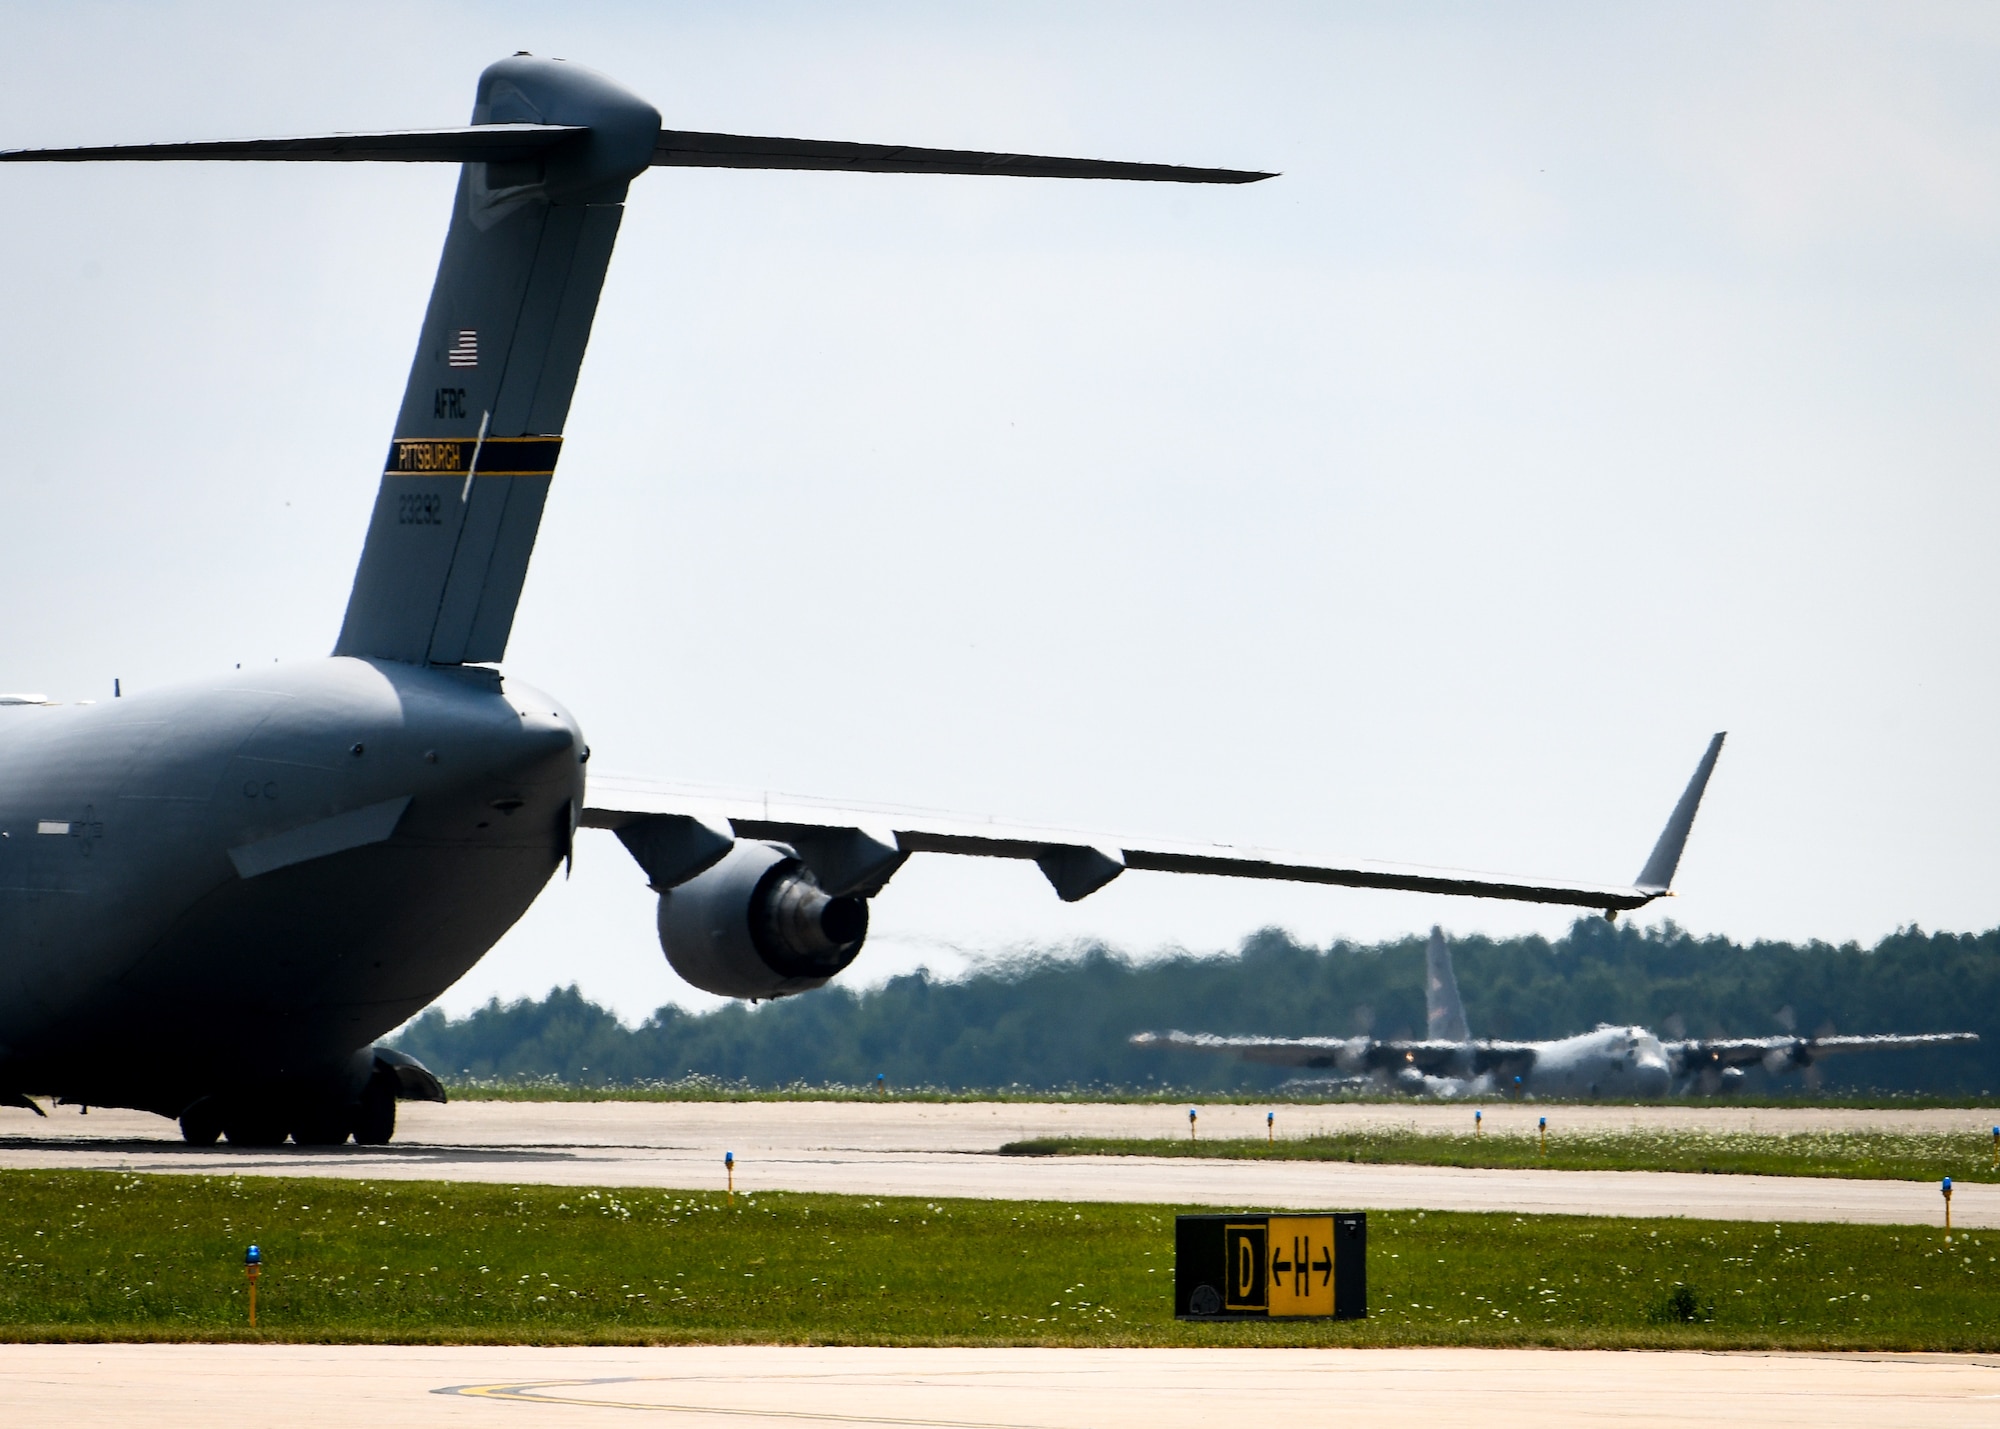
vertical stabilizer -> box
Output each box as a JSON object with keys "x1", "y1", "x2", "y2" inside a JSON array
[
  {"x1": 333, "y1": 57, "x2": 659, "y2": 665},
  {"x1": 1425, "y1": 926, "x2": 1470, "y2": 1041},
  {"x1": 2, "y1": 57, "x2": 1274, "y2": 667}
]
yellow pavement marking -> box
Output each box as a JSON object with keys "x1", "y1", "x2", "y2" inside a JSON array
[{"x1": 437, "y1": 1376, "x2": 1045, "y2": 1425}]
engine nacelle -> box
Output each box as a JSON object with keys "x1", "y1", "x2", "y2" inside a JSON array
[{"x1": 656, "y1": 840, "x2": 869, "y2": 999}]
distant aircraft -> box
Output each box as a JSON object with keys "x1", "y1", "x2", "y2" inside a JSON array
[
  {"x1": 1, "y1": 55, "x2": 1725, "y2": 1147},
  {"x1": 1133, "y1": 928, "x2": 1977, "y2": 1097}
]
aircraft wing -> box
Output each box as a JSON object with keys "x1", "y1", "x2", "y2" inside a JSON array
[
  {"x1": 1129, "y1": 1030, "x2": 1370, "y2": 1071},
  {"x1": 580, "y1": 734, "x2": 1725, "y2": 913},
  {"x1": 1669, "y1": 1031, "x2": 1978, "y2": 1075},
  {"x1": 1128, "y1": 1030, "x2": 1541, "y2": 1079}
]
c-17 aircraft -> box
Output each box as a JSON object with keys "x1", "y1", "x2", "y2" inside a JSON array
[
  {"x1": 3, "y1": 54, "x2": 1730, "y2": 1147},
  {"x1": 1133, "y1": 927, "x2": 1978, "y2": 1097}
]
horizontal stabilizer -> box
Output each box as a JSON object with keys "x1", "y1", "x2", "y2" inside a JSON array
[
  {"x1": 0, "y1": 124, "x2": 584, "y2": 164},
  {"x1": 3, "y1": 126, "x2": 1270, "y2": 184},
  {"x1": 651, "y1": 130, "x2": 1274, "y2": 183}
]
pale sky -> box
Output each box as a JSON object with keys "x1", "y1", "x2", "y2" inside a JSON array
[{"x1": 4, "y1": 3, "x2": 1999, "y2": 1022}]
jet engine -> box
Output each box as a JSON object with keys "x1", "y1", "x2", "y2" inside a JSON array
[{"x1": 655, "y1": 840, "x2": 869, "y2": 999}]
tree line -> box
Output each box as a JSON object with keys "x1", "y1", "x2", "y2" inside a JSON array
[{"x1": 393, "y1": 919, "x2": 1998, "y2": 1094}]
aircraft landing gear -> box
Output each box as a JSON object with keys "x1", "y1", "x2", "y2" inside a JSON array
[
  {"x1": 223, "y1": 1108, "x2": 290, "y2": 1147},
  {"x1": 171, "y1": 1050, "x2": 434, "y2": 1149},
  {"x1": 291, "y1": 1103, "x2": 354, "y2": 1146},
  {"x1": 178, "y1": 1098, "x2": 224, "y2": 1146},
  {"x1": 353, "y1": 1078, "x2": 396, "y2": 1146}
]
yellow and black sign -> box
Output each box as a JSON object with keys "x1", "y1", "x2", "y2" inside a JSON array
[{"x1": 1176, "y1": 1212, "x2": 1365, "y2": 1320}]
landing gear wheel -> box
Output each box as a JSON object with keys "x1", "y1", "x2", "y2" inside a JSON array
[
  {"x1": 223, "y1": 1112, "x2": 289, "y2": 1148},
  {"x1": 291, "y1": 1108, "x2": 352, "y2": 1146},
  {"x1": 353, "y1": 1081, "x2": 396, "y2": 1146},
  {"x1": 179, "y1": 1101, "x2": 223, "y2": 1147}
]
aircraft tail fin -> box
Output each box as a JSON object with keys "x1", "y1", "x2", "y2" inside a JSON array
[
  {"x1": 3, "y1": 56, "x2": 1272, "y2": 667},
  {"x1": 1634, "y1": 732, "x2": 1727, "y2": 893},
  {"x1": 1425, "y1": 925, "x2": 1470, "y2": 1041},
  {"x1": 332, "y1": 58, "x2": 658, "y2": 663}
]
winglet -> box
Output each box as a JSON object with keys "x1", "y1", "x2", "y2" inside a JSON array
[{"x1": 1633, "y1": 732, "x2": 1726, "y2": 894}]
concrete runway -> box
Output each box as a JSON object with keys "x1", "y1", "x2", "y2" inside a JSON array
[
  {"x1": 5, "y1": 1344, "x2": 1999, "y2": 1427},
  {"x1": 0, "y1": 1099, "x2": 1987, "y2": 1227}
]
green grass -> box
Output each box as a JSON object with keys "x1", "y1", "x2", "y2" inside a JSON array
[
  {"x1": 1000, "y1": 1128, "x2": 1999, "y2": 1183},
  {"x1": 438, "y1": 1078, "x2": 1192, "y2": 1104},
  {"x1": 439, "y1": 1077, "x2": 1992, "y2": 1109},
  {"x1": 0, "y1": 1168, "x2": 1991, "y2": 1349}
]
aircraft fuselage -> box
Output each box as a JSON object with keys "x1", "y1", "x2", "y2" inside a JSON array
[
  {"x1": 0, "y1": 657, "x2": 584, "y2": 1115},
  {"x1": 1382, "y1": 1025, "x2": 1674, "y2": 1098},
  {"x1": 1516, "y1": 1025, "x2": 1673, "y2": 1099}
]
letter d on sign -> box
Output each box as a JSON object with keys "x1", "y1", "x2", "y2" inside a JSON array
[{"x1": 1221, "y1": 1222, "x2": 1267, "y2": 1312}]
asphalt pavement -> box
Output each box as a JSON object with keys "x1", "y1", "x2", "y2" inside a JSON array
[
  {"x1": 0, "y1": 1099, "x2": 1986, "y2": 1227},
  {"x1": 4, "y1": 1343, "x2": 1998, "y2": 1428}
]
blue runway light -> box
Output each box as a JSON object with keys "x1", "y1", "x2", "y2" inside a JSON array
[{"x1": 242, "y1": 1240, "x2": 262, "y2": 1328}]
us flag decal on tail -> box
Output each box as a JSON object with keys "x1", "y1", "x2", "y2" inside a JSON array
[{"x1": 446, "y1": 329, "x2": 478, "y2": 367}]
